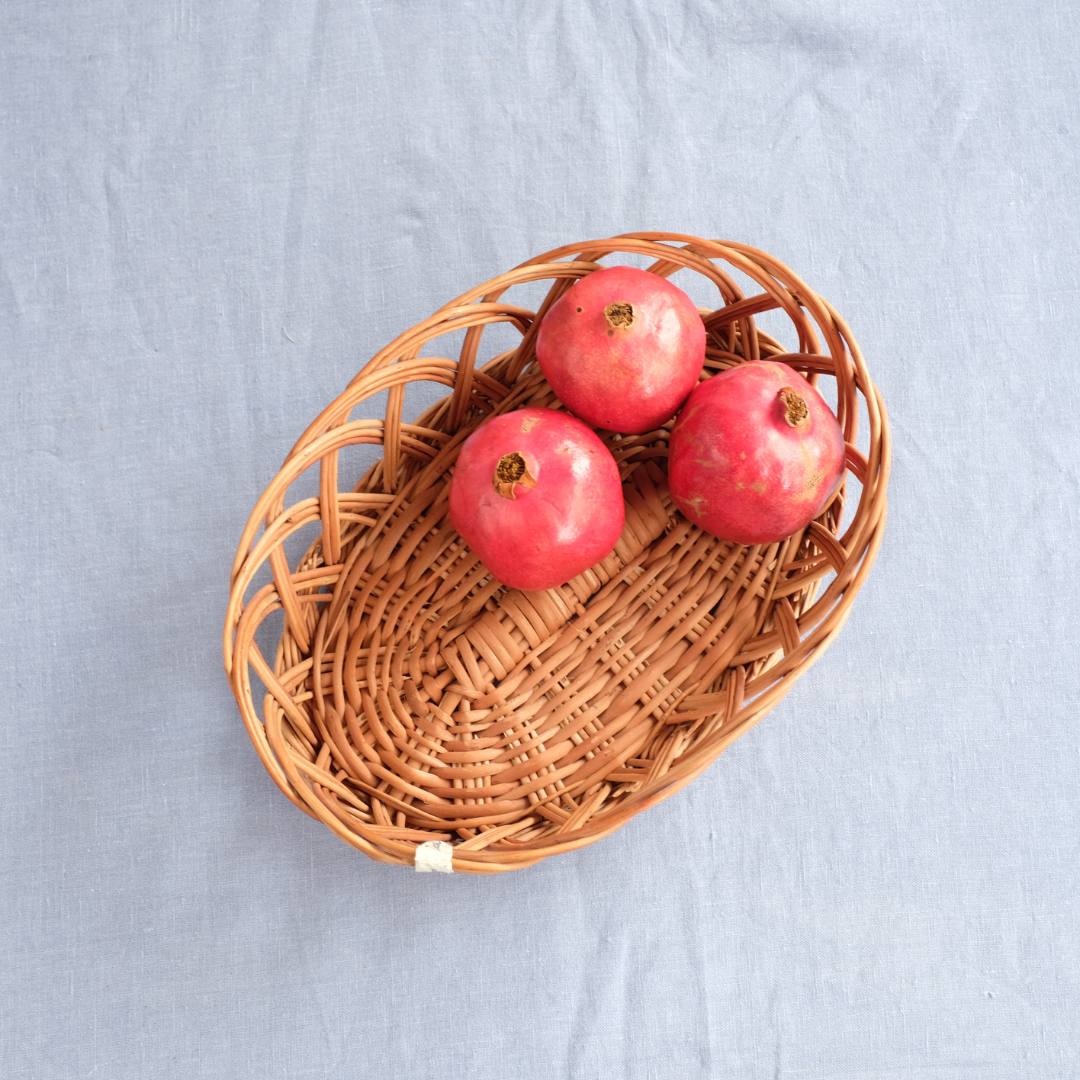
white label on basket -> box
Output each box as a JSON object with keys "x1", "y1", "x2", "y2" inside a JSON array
[{"x1": 415, "y1": 840, "x2": 454, "y2": 874}]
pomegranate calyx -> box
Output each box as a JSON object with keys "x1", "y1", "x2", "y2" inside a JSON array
[
  {"x1": 493, "y1": 452, "x2": 536, "y2": 499},
  {"x1": 778, "y1": 387, "x2": 810, "y2": 428},
  {"x1": 603, "y1": 302, "x2": 634, "y2": 329}
]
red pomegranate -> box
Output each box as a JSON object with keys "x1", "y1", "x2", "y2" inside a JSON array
[
  {"x1": 668, "y1": 361, "x2": 845, "y2": 544},
  {"x1": 535, "y1": 266, "x2": 705, "y2": 434},
  {"x1": 449, "y1": 406, "x2": 625, "y2": 590}
]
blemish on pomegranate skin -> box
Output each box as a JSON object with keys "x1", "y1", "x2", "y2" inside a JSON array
[{"x1": 520, "y1": 416, "x2": 539, "y2": 433}]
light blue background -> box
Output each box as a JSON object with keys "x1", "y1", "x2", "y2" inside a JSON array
[{"x1": 2, "y1": 2, "x2": 1078, "y2": 1077}]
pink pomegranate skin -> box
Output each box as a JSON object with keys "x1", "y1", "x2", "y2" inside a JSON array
[
  {"x1": 668, "y1": 361, "x2": 845, "y2": 544},
  {"x1": 449, "y1": 407, "x2": 624, "y2": 591},
  {"x1": 536, "y1": 266, "x2": 706, "y2": 434}
]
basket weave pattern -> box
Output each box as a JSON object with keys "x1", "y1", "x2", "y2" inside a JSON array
[{"x1": 224, "y1": 234, "x2": 889, "y2": 873}]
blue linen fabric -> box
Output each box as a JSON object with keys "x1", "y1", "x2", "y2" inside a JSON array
[{"x1": 2, "y1": 2, "x2": 1078, "y2": 1077}]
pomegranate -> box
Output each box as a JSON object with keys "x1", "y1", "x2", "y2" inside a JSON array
[
  {"x1": 668, "y1": 361, "x2": 845, "y2": 544},
  {"x1": 535, "y1": 266, "x2": 706, "y2": 434},
  {"x1": 449, "y1": 406, "x2": 624, "y2": 590}
]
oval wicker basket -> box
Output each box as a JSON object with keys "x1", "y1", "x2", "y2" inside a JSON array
[{"x1": 224, "y1": 233, "x2": 890, "y2": 874}]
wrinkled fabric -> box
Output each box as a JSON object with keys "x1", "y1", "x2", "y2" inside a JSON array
[{"x1": 2, "y1": 2, "x2": 1078, "y2": 1078}]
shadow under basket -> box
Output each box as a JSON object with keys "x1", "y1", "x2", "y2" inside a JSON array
[{"x1": 224, "y1": 233, "x2": 890, "y2": 874}]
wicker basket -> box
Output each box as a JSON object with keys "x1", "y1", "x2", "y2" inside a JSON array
[{"x1": 224, "y1": 233, "x2": 890, "y2": 874}]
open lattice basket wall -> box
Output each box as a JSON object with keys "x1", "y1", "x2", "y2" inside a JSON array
[{"x1": 224, "y1": 233, "x2": 890, "y2": 874}]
